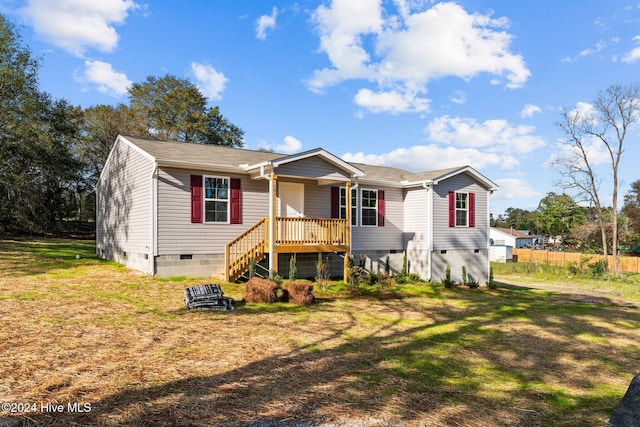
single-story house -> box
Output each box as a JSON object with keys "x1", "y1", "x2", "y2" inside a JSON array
[
  {"x1": 490, "y1": 227, "x2": 534, "y2": 249},
  {"x1": 96, "y1": 135, "x2": 499, "y2": 283}
]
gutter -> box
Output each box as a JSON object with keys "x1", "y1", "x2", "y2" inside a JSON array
[{"x1": 425, "y1": 182, "x2": 434, "y2": 281}]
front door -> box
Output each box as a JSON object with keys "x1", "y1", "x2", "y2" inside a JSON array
[{"x1": 279, "y1": 182, "x2": 304, "y2": 217}]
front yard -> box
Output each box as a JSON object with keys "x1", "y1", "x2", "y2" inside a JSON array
[{"x1": 0, "y1": 238, "x2": 638, "y2": 426}]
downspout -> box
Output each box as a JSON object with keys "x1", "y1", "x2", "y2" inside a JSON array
[
  {"x1": 424, "y1": 182, "x2": 434, "y2": 281},
  {"x1": 488, "y1": 190, "x2": 492, "y2": 283},
  {"x1": 149, "y1": 161, "x2": 158, "y2": 275}
]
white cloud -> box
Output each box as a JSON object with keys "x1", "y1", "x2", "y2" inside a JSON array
[
  {"x1": 18, "y1": 0, "x2": 138, "y2": 57},
  {"x1": 75, "y1": 60, "x2": 131, "y2": 96},
  {"x1": 622, "y1": 36, "x2": 640, "y2": 63},
  {"x1": 258, "y1": 135, "x2": 303, "y2": 154},
  {"x1": 426, "y1": 115, "x2": 545, "y2": 154},
  {"x1": 450, "y1": 90, "x2": 466, "y2": 104},
  {"x1": 342, "y1": 145, "x2": 518, "y2": 172},
  {"x1": 491, "y1": 178, "x2": 540, "y2": 200},
  {"x1": 256, "y1": 7, "x2": 278, "y2": 40},
  {"x1": 520, "y1": 103, "x2": 541, "y2": 118},
  {"x1": 354, "y1": 88, "x2": 429, "y2": 114},
  {"x1": 277, "y1": 136, "x2": 302, "y2": 153},
  {"x1": 191, "y1": 62, "x2": 228, "y2": 101},
  {"x1": 308, "y1": 1, "x2": 530, "y2": 113}
]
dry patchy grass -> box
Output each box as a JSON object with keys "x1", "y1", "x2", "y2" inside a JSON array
[{"x1": 0, "y1": 239, "x2": 638, "y2": 426}]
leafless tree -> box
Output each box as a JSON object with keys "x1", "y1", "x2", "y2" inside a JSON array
[{"x1": 554, "y1": 83, "x2": 640, "y2": 278}]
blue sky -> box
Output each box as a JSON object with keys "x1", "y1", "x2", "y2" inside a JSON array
[{"x1": 3, "y1": 0, "x2": 640, "y2": 217}]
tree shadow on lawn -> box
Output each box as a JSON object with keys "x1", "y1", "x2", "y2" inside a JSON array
[
  {"x1": 8, "y1": 288, "x2": 639, "y2": 427},
  {"x1": 494, "y1": 280, "x2": 640, "y2": 308},
  {"x1": 0, "y1": 238, "x2": 106, "y2": 278}
]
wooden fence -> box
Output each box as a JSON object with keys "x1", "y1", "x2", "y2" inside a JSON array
[{"x1": 512, "y1": 248, "x2": 640, "y2": 274}]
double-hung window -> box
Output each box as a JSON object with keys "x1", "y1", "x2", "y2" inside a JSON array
[
  {"x1": 204, "y1": 176, "x2": 229, "y2": 223},
  {"x1": 339, "y1": 187, "x2": 357, "y2": 225},
  {"x1": 361, "y1": 189, "x2": 378, "y2": 226},
  {"x1": 455, "y1": 192, "x2": 468, "y2": 227}
]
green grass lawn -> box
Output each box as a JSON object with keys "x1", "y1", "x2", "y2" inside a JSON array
[{"x1": 0, "y1": 238, "x2": 638, "y2": 426}]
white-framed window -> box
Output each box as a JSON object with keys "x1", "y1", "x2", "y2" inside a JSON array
[
  {"x1": 339, "y1": 187, "x2": 358, "y2": 226},
  {"x1": 361, "y1": 188, "x2": 378, "y2": 226},
  {"x1": 204, "y1": 176, "x2": 229, "y2": 223},
  {"x1": 455, "y1": 192, "x2": 468, "y2": 227}
]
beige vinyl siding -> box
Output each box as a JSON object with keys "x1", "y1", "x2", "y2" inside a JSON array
[
  {"x1": 156, "y1": 167, "x2": 269, "y2": 255},
  {"x1": 432, "y1": 174, "x2": 488, "y2": 250},
  {"x1": 96, "y1": 139, "x2": 153, "y2": 270},
  {"x1": 302, "y1": 181, "x2": 331, "y2": 217},
  {"x1": 403, "y1": 187, "x2": 430, "y2": 278},
  {"x1": 351, "y1": 186, "x2": 404, "y2": 251},
  {"x1": 276, "y1": 157, "x2": 350, "y2": 182}
]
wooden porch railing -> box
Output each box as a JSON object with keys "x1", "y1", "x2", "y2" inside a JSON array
[
  {"x1": 275, "y1": 217, "x2": 347, "y2": 246},
  {"x1": 225, "y1": 217, "x2": 348, "y2": 282}
]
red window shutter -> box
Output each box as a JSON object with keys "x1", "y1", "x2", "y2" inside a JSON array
[
  {"x1": 331, "y1": 187, "x2": 340, "y2": 218},
  {"x1": 191, "y1": 175, "x2": 203, "y2": 223},
  {"x1": 469, "y1": 192, "x2": 475, "y2": 228},
  {"x1": 230, "y1": 178, "x2": 242, "y2": 224},
  {"x1": 377, "y1": 190, "x2": 385, "y2": 227},
  {"x1": 448, "y1": 191, "x2": 455, "y2": 227}
]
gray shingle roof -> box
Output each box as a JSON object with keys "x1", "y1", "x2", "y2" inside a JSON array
[{"x1": 122, "y1": 135, "x2": 497, "y2": 190}]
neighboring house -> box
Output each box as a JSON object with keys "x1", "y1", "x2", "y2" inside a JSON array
[
  {"x1": 490, "y1": 227, "x2": 534, "y2": 249},
  {"x1": 96, "y1": 135, "x2": 499, "y2": 283}
]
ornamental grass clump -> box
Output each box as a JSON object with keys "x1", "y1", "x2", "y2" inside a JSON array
[{"x1": 244, "y1": 277, "x2": 278, "y2": 303}]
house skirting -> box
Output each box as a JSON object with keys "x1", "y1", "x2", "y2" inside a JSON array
[
  {"x1": 154, "y1": 254, "x2": 225, "y2": 278},
  {"x1": 431, "y1": 249, "x2": 489, "y2": 284},
  {"x1": 98, "y1": 248, "x2": 150, "y2": 274}
]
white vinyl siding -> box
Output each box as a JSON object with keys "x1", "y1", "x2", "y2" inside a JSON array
[
  {"x1": 351, "y1": 186, "x2": 403, "y2": 251},
  {"x1": 96, "y1": 139, "x2": 153, "y2": 271},
  {"x1": 403, "y1": 187, "x2": 430, "y2": 278},
  {"x1": 433, "y1": 174, "x2": 488, "y2": 250},
  {"x1": 157, "y1": 168, "x2": 268, "y2": 255},
  {"x1": 276, "y1": 157, "x2": 350, "y2": 181}
]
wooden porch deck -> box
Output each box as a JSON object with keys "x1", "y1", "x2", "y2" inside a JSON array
[{"x1": 225, "y1": 217, "x2": 349, "y2": 282}]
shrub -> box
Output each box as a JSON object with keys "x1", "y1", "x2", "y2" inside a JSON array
[
  {"x1": 467, "y1": 277, "x2": 480, "y2": 289},
  {"x1": 282, "y1": 281, "x2": 314, "y2": 306},
  {"x1": 244, "y1": 277, "x2": 278, "y2": 303},
  {"x1": 487, "y1": 267, "x2": 497, "y2": 289},
  {"x1": 315, "y1": 253, "x2": 331, "y2": 289},
  {"x1": 377, "y1": 271, "x2": 393, "y2": 289},
  {"x1": 367, "y1": 272, "x2": 378, "y2": 285},
  {"x1": 441, "y1": 265, "x2": 456, "y2": 288},
  {"x1": 269, "y1": 275, "x2": 283, "y2": 286},
  {"x1": 588, "y1": 259, "x2": 609, "y2": 279},
  {"x1": 248, "y1": 256, "x2": 256, "y2": 279},
  {"x1": 288, "y1": 254, "x2": 297, "y2": 281},
  {"x1": 349, "y1": 266, "x2": 366, "y2": 291}
]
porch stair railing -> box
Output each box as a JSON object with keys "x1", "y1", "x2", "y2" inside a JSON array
[
  {"x1": 225, "y1": 218, "x2": 268, "y2": 282},
  {"x1": 225, "y1": 217, "x2": 348, "y2": 282}
]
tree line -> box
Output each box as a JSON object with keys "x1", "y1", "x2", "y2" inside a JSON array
[
  {"x1": 491, "y1": 185, "x2": 640, "y2": 253},
  {"x1": 0, "y1": 16, "x2": 244, "y2": 236}
]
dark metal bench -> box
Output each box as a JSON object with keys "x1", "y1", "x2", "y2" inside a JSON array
[{"x1": 184, "y1": 284, "x2": 234, "y2": 310}]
